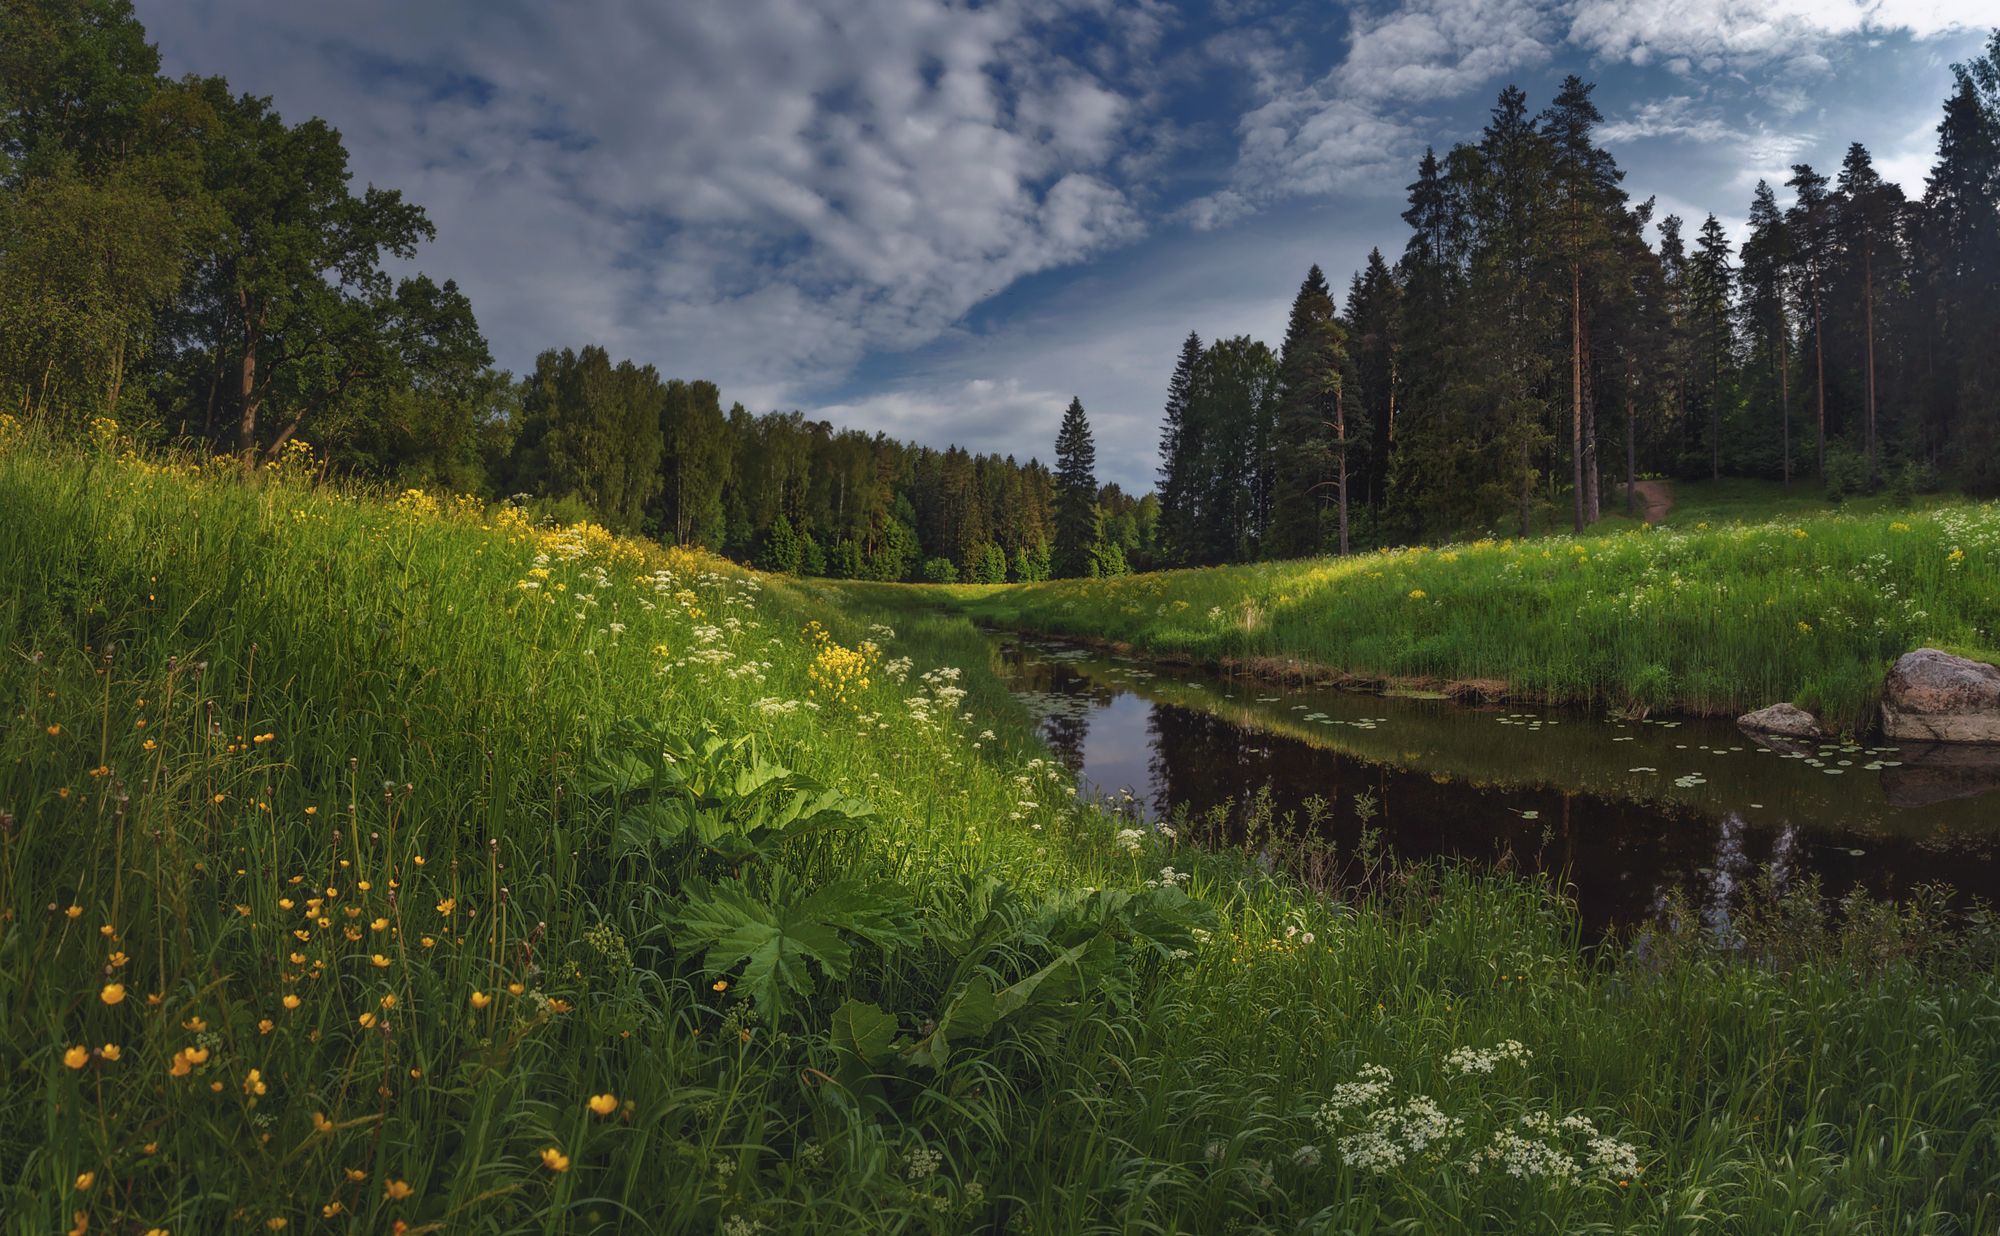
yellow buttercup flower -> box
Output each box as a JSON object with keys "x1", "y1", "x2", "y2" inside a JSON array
[
  {"x1": 63, "y1": 1045, "x2": 89, "y2": 1069},
  {"x1": 383, "y1": 1179, "x2": 414, "y2": 1200},
  {"x1": 99, "y1": 983, "x2": 126, "y2": 1006},
  {"x1": 75, "y1": 1172, "x2": 94, "y2": 1191},
  {"x1": 588, "y1": 1093, "x2": 618, "y2": 1116},
  {"x1": 540, "y1": 1147, "x2": 571, "y2": 1173},
  {"x1": 469, "y1": 990, "x2": 491, "y2": 1009},
  {"x1": 99, "y1": 1043, "x2": 120, "y2": 1062},
  {"x1": 282, "y1": 994, "x2": 301, "y2": 1010}
]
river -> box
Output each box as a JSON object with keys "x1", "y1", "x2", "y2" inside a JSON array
[{"x1": 994, "y1": 635, "x2": 2000, "y2": 935}]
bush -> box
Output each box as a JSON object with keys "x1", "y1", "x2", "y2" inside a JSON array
[{"x1": 921, "y1": 556, "x2": 958, "y2": 583}]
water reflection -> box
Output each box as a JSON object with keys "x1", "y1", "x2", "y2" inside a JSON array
[{"x1": 997, "y1": 636, "x2": 2000, "y2": 935}]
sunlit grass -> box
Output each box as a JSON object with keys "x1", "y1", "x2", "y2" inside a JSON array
[
  {"x1": 3, "y1": 425, "x2": 1998, "y2": 1232},
  {"x1": 943, "y1": 497, "x2": 2000, "y2": 733}
]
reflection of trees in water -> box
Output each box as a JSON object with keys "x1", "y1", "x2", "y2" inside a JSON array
[{"x1": 1042, "y1": 706, "x2": 1088, "y2": 775}]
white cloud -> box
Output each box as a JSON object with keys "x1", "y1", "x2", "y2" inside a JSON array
[
  {"x1": 139, "y1": 0, "x2": 1160, "y2": 393},
  {"x1": 1566, "y1": 0, "x2": 1990, "y2": 72}
]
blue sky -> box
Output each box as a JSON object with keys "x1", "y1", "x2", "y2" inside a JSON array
[{"x1": 142, "y1": 0, "x2": 1991, "y2": 490}]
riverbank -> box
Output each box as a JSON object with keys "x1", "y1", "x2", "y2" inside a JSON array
[
  {"x1": 5, "y1": 432, "x2": 1999, "y2": 1231},
  {"x1": 930, "y1": 502, "x2": 2000, "y2": 735}
]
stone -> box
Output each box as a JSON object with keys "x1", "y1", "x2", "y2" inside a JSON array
[
  {"x1": 1736, "y1": 702, "x2": 1823, "y2": 739},
  {"x1": 1881, "y1": 648, "x2": 2000, "y2": 744}
]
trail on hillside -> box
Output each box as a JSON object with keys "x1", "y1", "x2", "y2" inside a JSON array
[{"x1": 1627, "y1": 479, "x2": 1674, "y2": 525}]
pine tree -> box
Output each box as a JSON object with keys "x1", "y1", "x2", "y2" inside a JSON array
[
  {"x1": 1542, "y1": 76, "x2": 1624, "y2": 529},
  {"x1": 1787, "y1": 162, "x2": 1832, "y2": 476},
  {"x1": 1051, "y1": 397, "x2": 1100, "y2": 578},
  {"x1": 1268, "y1": 266, "x2": 1337, "y2": 557},
  {"x1": 1741, "y1": 181, "x2": 1794, "y2": 485},
  {"x1": 1834, "y1": 143, "x2": 1905, "y2": 483}
]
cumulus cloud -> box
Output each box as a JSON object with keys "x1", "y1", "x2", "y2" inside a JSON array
[{"x1": 140, "y1": 0, "x2": 1161, "y2": 391}]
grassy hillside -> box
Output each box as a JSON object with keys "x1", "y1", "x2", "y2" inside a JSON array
[
  {"x1": 4, "y1": 425, "x2": 1999, "y2": 1233},
  {"x1": 948, "y1": 498, "x2": 2000, "y2": 733}
]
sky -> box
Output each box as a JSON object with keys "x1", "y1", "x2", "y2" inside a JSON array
[{"x1": 141, "y1": 1, "x2": 1993, "y2": 490}]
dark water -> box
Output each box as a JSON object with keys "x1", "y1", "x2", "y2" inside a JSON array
[{"x1": 995, "y1": 636, "x2": 2000, "y2": 934}]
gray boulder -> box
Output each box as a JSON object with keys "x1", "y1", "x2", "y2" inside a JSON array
[
  {"x1": 1881, "y1": 648, "x2": 2000, "y2": 744},
  {"x1": 1737, "y1": 702, "x2": 1823, "y2": 739}
]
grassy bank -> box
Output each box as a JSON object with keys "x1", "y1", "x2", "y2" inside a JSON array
[
  {"x1": 5, "y1": 428, "x2": 1999, "y2": 1232},
  {"x1": 942, "y1": 499, "x2": 2000, "y2": 734}
]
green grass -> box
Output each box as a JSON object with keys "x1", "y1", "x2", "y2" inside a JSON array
[
  {"x1": 941, "y1": 494, "x2": 2000, "y2": 733},
  {"x1": 4, "y1": 428, "x2": 1999, "y2": 1233}
]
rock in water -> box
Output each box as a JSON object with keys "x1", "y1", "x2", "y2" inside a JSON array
[
  {"x1": 1881, "y1": 648, "x2": 2000, "y2": 744},
  {"x1": 1737, "y1": 702, "x2": 1823, "y2": 739}
]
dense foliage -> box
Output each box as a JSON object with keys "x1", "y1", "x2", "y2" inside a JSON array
[
  {"x1": 5, "y1": 429, "x2": 1998, "y2": 1232},
  {"x1": 1153, "y1": 52, "x2": 2000, "y2": 564}
]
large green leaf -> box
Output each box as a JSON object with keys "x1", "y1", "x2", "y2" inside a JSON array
[{"x1": 671, "y1": 879, "x2": 915, "y2": 1020}]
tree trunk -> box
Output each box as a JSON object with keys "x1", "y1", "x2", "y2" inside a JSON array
[
  {"x1": 105, "y1": 338, "x2": 126, "y2": 422},
  {"x1": 1334, "y1": 387, "x2": 1349, "y2": 556},
  {"x1": 1624, "y1": 384, "x2": 1636, "y2": 517},
  {"x1": 1571, "y1": 262, "x2": 1585, "y2": 532},
  {"x1": 1811, "y1": 280, "x2": 1825, "y2": 477},
  {"x1": 1863, "y1": 244, "x2": 1877, "y2": 484},
  {"x1": 1583, "y1": 331, "x2": 1600, "y2": 523},
  {"x1": 1778, "y1": 321, "x2": 1790, "y2": 489},
  {"x1": 237, "y1": 298, "x2": 262, "y2": 466}
]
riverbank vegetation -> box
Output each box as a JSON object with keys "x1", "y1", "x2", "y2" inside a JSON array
[
  {"x1": 946, "y1": 497, "x2": 2000, "y2": 734},
  {"x1": 6, "y1": 430, "x2": 2000, "y2": 1232}
]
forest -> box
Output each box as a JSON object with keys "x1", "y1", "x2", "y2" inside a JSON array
[{"x1": 5, "y1": 3, "x2": 1999, "y2": 579}]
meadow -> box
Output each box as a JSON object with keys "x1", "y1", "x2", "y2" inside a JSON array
[
  {"x1": 945, "y1": 493, "x2": 2000, "y2": 735},
  {"x1": 4, "y1": 423, "x2": 1999, "y2": 1233}
]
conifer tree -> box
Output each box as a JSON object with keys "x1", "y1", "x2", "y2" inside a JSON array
[
  {"x1": 1268, "y1": 266, "x2": 1337, "y2": 557},
  {"x1": 1156, "y1": 331, "x2": 1205, "y2": 567},
  {"x1": 1051, "y1": 397, "x2": 1100, "y2": 578},
  {"x1": 1787, "y1": 162, "x2": 1833, "y2": 475}
]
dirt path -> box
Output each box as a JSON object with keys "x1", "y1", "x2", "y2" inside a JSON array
[{"x1": 1626, "y1": 479, "x2": 1674, "y2": 525}]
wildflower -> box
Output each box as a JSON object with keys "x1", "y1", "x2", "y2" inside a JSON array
[
  {"x1": 420, "y1": 936, "x2": 436, "y2": 949},
  {"x1": 63, "y1": 1045, "x2": 90, "y2": 1070},
  {"x1": 344, "y1": 1168, "x2": 367, "y2": 1182},
  {"x1": 507, "y1": 982, "x2": 525, "y2": 995},
  {"x1": 46, "y1": 724, "x2": 60, "y2": 736},
  {"x1": 99, "y1": 983, "x2": 126, "y2": 1006},
  {"x1": 357, "y1": 1012, "x2": 377, "y2": 1029},
  {"x1": 370, "y1": 954, "x2": 392, "y2": 968},
  {"x1": 712, "y1": 979, "x2": 729, "y2": 993},
  {"x1": 282, "y1": 995, "x2": 301, "y2": 1010},
  {"x1": 258, "y1": 1019, "x2": 274, "y2": 1035},
  {"x1": 76, "y1": 1172, "x2": 94, "y2": 1191},
  {"x1": 99, "y1": 1043, "x2": 120, "y2": 1061},
  {"x1": 436, "y1": 898, "x2": 456, "y2": 916},
  {"x1": 1408, "y1": 589, "x2": 1427, "y2": 600},
  {"x1": 183, "y1": 1017, "x2": 206, "y2": 1032},
  {"x1": 245, "y1": 1068, "x2": 268, "y2": 1096},
  {"x1": 320, "y1": 1203, "x2": 343, "y2": 1219},
  {"x1": 588, "y1": 1093, "x2": 619, "y2": 1116},
  {"x1": 370, "y1": 917, "x2": 389, "y2": 931},
  {"x1": 265, "y1": 1219, "x2": 288, "y2": 1231},
  {"x1": 540, "y1": 1147, "x2": 571, "y2": 1173},
  {"x1": 470, "y1": 990, "x2": 491, "y2": 1009},
  {"x1": 65, "y1": 904, "x2": 83, "y2": 919},
  {"x1": 312, "y1": 1112, "x2": 335, "y2": 1133}
]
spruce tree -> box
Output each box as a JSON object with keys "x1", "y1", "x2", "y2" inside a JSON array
[
  {"x1": 1051, "y1": 397, "x2": 1100, "y2": 578},
  {"x1": 1156, "y1": 331, "x2": 1205, "y2": 567},
  {"x1": 1741, "y1": 181, "x2": 1794, "y2": 485},
  {"x1": 1268, "y1": 266, "x2": 1337, "y2": 557}
]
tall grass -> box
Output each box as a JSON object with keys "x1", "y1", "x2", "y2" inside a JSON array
[
  {"x1": 3, "y1": 426, "x2": 1998, "y2": 1233},
  {"x1": 944, "y1": 504, "x2": 2000, "y2": 733}
]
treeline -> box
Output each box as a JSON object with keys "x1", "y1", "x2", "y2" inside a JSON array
[
  {"x1": 495, "y1": 349, "x2": 1154, "y2": 581},
  {"x1": 1156, "y1": 42, "x2": 2000, "y2": 564},
  {"x1": 0, "y1": 1, "x2": 1159, "y2": 583}
]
